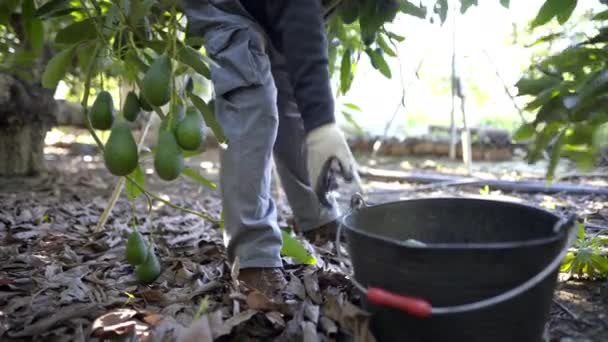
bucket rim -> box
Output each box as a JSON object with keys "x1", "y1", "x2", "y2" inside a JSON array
[{"x1": 340, "y1": 195, "x2": 567, "y2": 250}]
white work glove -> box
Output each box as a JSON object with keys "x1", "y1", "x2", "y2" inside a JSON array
[{"x1": 306, "y1": 123, "x2": 361, "y2": 207}]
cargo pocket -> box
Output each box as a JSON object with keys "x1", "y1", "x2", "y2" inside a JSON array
[{"x1": 204, "y1": 25, "x2": 269, "y2": 97}]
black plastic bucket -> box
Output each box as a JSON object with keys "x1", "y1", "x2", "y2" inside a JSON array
[{"x1": 341, "y1": 196, "x2": 574, "y2": 342}]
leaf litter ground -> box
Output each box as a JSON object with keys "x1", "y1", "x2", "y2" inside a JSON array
[{"x1": 0, "y1": 146, "x2": 607, "y2": 341}]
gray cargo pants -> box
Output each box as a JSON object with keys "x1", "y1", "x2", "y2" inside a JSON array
[{"x1": 182, "y1": 0, "x2": 340, "y2": 268}]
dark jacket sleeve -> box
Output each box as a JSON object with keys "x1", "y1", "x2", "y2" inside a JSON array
[{"x1": 240, "y1": 0, "x2": 336, "y2": 133}]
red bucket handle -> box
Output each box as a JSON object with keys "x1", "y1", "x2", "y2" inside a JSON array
[{"x1": 367, "y1": 287, "x2": 432, "y2": 318}]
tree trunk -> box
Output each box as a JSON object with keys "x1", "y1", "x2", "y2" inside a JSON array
[
  {"x1": 0, "y1": 121, "x2": 49, "y2": 176},
  {"x1": 0, "y1": 73, "x2": 56, "y2": 177}
]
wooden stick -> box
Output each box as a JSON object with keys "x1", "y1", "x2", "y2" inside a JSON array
[{"x1": 553, "y1": 299, "x2": 579, "y2": 320}]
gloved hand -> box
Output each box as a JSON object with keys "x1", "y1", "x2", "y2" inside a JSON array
[{"x1": 306, "y1": 123, "x2": 361, "y2": 207}]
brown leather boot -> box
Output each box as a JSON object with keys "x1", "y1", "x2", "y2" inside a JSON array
[
  {"x1": 302, "y1": 220, "x2": 342, "y2": 245},
  {"x1": 237, "y1": 267, "x2": 287, "y2": 301}
]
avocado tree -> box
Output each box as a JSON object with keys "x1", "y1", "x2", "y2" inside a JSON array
[
  {"x1": 0, "y1": 0, "x2": 514, "y2": 177},
  {"x1": 0, "y1": 0, "x2": 514, "y2": 283},
  {"x1": 513, "y1": 0, "x2": 608, "y2": 180}
]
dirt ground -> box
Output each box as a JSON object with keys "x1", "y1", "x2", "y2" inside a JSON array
[{"x1": 1, "y1": 141, "x2": 607, "y2": 341}]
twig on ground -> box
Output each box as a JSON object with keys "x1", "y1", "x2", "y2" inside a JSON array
[{"x1": 553, "y1": 299, "x2": 579, "y2": 320}]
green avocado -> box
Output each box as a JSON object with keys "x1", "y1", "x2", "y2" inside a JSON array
[
  {"x1": 90, "y1": 91, "x2": 114, "y2": 130},
  {"x1": 135, "y1": 246, "x2": 161, "y2": 284},
  {"x1": 154, "y1": 129, "x2": 184, "y2": 181},
  {"x1": 104, "y1": 120, "x2": 139, "y2": 176},
  {"x1": 175, "y1": 108, "x2": 205, "y2": 151},
  {"x1": 142, "y1": 54, "x2": 171, "y2": 107},
  {"x1": 123, "y1": 91, "x2": 141, "y2": 122},
  {"x1": 126, "y1": 229, "x2": 148, "y2": 265}
]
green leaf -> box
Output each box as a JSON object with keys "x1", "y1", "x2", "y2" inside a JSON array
[
  {"x1": 531, "y1": 0, "x2": 577, "y2": 28},
  {"x1": 560, "y1": 251, "x2": 576, "y2": 272},
  {"x1": 434, "y1": 0, "x2": 448, "y2": 24},
  {"x1": 592, "y1": 10, "x2": 608, "y2": 21},
  {"x1": 342, "y1": 110, "x2": 365, "y2": 135},
  {"x1": 328, "y1": 43, "x2": 338, "y2": 76},
  {"x1": 25, "y1": 19, "x2": 44, "y2": 52},
  {"x1": 280, "y1": 230, "x2": 316, "y2": 265},
  {"x1": 547, "y1": 129, "x2": 566, "y2": 180},
  {"x1": 182, "y1": 167, "x2": 216, "y2": 189},
  {"x1": 400, "y1": 1, "x2": 426, "y2": 19},
  {"x1": 574, "y1": 70, "x2": 608, "y2": 112},
  {"x1": 590, "y1": 254, "x2": 608, "y2": 274},
  {"x1": 566, "y1": 124, "x2": 595, "y2": 145},
  {"x1": 189, "y1": 93, "x2": 227, "y2": 144},
  {"x1": 55, "y1": 18, "x2": 97, "y2": 45},
  {"x1": 366, "y1": 48, "x2": 391, "y2": 78},
  {"x1": 40, "y1": 7, "x2": 85, "y2": 18},
  {"x1": 340, "y1": 48, "x2": 353, "y2": 94},
  {"x1": 129, "y1": 0, "x2": 155, "y2": 24},
  {"x1": 34, "y1": 0, "x2": 70, "y2": 18},
  {"x1": 534, "y1": 96, "x2": 569, "y2": 125},
  {"x1": 377, "y1": 34, "x2": 397, "y2": 57},
  {"x1": 22, "y1": 0, "x2": 35, "y2": 18},
  {"x1": 500, "y1": 0, "x2": 510, "y2": 8},
  {"x1": 41, "y1": 44, "x2": 77, "y2": 89},
  {"x1": 523, "y1": 84, "x2": 562, "y2": 112},
  {"x1": 124, "y1": 50, "x2": 149, "y2": 73},
  {"x1": 460, "y1": 0, "x2": 478, "y2": 14},
  {"x1": 177, "y1": 45, "x2": 211, "y2": 79},
  {"x1": 562, "y1": 148, "x2": 595, "y2": 171},
  {"x1": 513, "y1": 122, "x2": 536, "y2": 141},
  {"x1": 527, "y1": 122, "x2": 560, "y2": 163},
  {"x1": 556, "y1": 0, "x2": 577, "y2": 25},
  {"x1": 515, "y1": 76, "x2": 561, "y2": 96},
  {"x1": 344, "y1": 103, "x2": 361, "y2": 111},
  {"x1": 126, "y1": 165, "x2": 145, "y2": 200},
  {"x1": 577, "y1": 222, "x2": 586, "y2": 240},
  {"x1": 526, "y1": 32, "x2": 563, "y2": 47},
  {"x1": 386, "y1": 31, "x2": 406, "y2": 42},
  {"x1": 142, "y1": 40, "x2": 168, "y2": 54}
]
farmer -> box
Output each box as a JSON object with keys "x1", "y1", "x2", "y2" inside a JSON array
[{"x1": 181, "y1": 0, "x2": 360, "y2": 300}]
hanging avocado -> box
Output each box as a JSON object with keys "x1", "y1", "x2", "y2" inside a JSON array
[
  {"x1": 175, "y1": 108, "x2": 205, "y2": 151},
  {"x1": 139, "y1": 93, "x2": 153, "y2": 111},
  {"x1": 123, "y1": 91, "x2": 141, "y2": 122},
  {"x1": 125, "y1": 229, "x2": 149, "y2": 265},
  {"x1": 154, "y1": 129, "x2": 184, "y2": 181},
  {"x1": 104, "y1": 120, "x2": 139, "y2": 176},
  {"x1": 135, "y1": 246, "x2": 161, "y2": 284},
  {"x1": 142, "y1": 54, "x2": 171, "y2": 107},
  {"x1": 90, "y1": 91, "x2": 115, "y2": 130}
]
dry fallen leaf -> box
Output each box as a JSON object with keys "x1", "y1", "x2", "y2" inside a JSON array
[
  {"x1": 265, "y1": 311, "x2": 286, "y2": 330},
  {"x1": 322, "y1": 294, "x2": 376, "y2": 342},
  {"x1": 304, "y1": 301, "x2": 320, "y2": 324},
  {"x1": 212, "y1": 309, "x2": 258, "y2": 338},
  {"x1": 303, "y1": 271, "x2": 322, "y2": 305},
  {"x1": 301, "y1": 321, "x2": 318, "y2": 342},
  {"x1": 285, "y1": 273, "x2": 306, "y2": 300},
  {"x1": 176, "y1": 315, "x2": 213, "y2": 342},
  {"x1": 319, "y1": 316, "x2": 338, "y2": 337},
  {"x1": 141, "y1": 288, "x2": 167, "y2": 303},
  {"x1": 11, "y1": 303, "x2": 102, "y2": 338}
]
